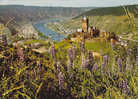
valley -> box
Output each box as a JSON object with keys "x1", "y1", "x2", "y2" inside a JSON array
[
  {"x1": 48, "y1": 5, "x2": 138, "y2": 40},
  {"x1": 0, "y1": 4, "x2": 137, "y2": 99}
]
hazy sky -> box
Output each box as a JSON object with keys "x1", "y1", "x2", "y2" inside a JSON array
[{"x1": 0, "y1": 0, "x2": 138, "y2": 7}]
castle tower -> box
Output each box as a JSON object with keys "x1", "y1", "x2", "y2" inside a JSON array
[{"x1": 82, "y1": 16, "x2": 89, "y2": 33}]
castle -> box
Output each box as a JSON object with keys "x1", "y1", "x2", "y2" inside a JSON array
[
  {"x1": 78, "y1": 16, "x2": 106, "y2": 39},
  {"x1": 70, "y1": 16, "x2": 118, "y2": 44}
]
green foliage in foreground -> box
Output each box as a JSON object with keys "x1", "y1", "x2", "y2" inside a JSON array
[{"x1": 0, "y1": 39, "x2": 137, "y2": 99}]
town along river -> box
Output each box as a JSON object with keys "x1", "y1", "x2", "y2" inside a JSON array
[{"x1": 33, "y1": 19, "x2": 66, "y2": 41}]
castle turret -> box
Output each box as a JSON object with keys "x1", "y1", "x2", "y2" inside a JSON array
[{"x1": 82, "y1": 16, "x2": 89, "y2": 33}]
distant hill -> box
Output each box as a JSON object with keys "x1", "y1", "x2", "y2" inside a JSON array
[
  {"x1": 0, "y1": 5, "x2": 92, "y2": 24},
  {"x1": 76, "y1": 5, "x2": 138, "y2": 18},
  {"x1": 0, "y1": 5, "x2": 93, "y2": 34},
  {"x1": 59, "y1": 5, "x2": 138, "y2": 38}
]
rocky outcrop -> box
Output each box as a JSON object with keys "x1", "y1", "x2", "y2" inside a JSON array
[
  {"x1": 0, "y1": 23, "x2": 12, "y2": 44},
  {"x1": 18, "y1": 24, "x2": 40, "y2": 39}
]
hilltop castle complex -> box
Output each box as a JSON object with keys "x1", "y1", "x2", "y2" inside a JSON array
[
  {"x1": 78, "y1": 16, "x2": 107, "y2": 38},
  {"x1": 71, "y1": 16, "x2": 118, "y2": 44}
]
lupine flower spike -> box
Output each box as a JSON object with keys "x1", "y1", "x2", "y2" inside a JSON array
[
  {"x1": 92, "y1": 63, "x2": 98, "y2": 72},
  {"x1": 57, "y1": 62, "x2": 61, "y2": 73},
  {"x1": 16, "y1": 44, "x2": 24, "y2": 61},
  {"x1": 83, "y1": 58, "x2": 88, "y2": 68},
  {"x1": 117, "y1": 57, "x2": 122, "y2": 72},
  {"x1": 68, "y1": 48, "x2": 73, "y2": 63},
  {"x1": 72, "y1": 45, "x2": 76, "y2": 60},
  {"x1": 50, "y1": 44, "x2": 56, "y2": 61},
  {"x1": 101, "y1": 55, "x2": 108, "y2": 74},
  {"x1": 58, "y1": 72, "x2": 64, "y2": 90},
  {"x1": 119, "y1": 79, "x2": 129, "y2": 95}
]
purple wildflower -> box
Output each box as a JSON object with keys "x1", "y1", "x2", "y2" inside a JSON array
[
  {"x1": 57, "y1": 62, "x2": 61, "y2": 73},
  {"x1": 103, "y1": 55, "x2": 108, "y2": 63},
  {"x1": 68, "y1": 48, "x2": 73, "y2": 62},
  {"x1": 67, "y1": 48, "x2": 73, "y2": 71},
  {"x1": 79, "y1": 41, "x2": 85, "y2": 53},
  {"x1": 83, "y1": 58, "x2": 88, "y2": 68},
  {"x1": 2, "y1": 35, "x2": 7, "y2": 46},
  {"x1": 72, "y1": 45, "x2": 76, "y2": 60},
  {"x1": 67, "y1": 46, "x2": 76, "y2": 70},
  {"x1": 119, "y1": 81, "x2": 123, "y2": 88},
  {"x1": 117, "y1": 57, "x2": 122, "y2": 72},
  {"x1": 101, "y1": 62, "x2": 106, "y2": 74},
  {"x1": 119, "y1": 79, "x2": 129, "y2": 95},
  {"x1": 54, "y1": 62, "x2": 57, "y2": 68},
  {"x1": 16, "y1": 44, "x2": 24, "y2": 61},
  {"x1": 50, "y1": 44, "x2": 56, "y2": 60},
  {"x1": 81, "y1": 54, "x2": 84, "y2": 68},
  {"x1": 92, "y1": 63, "x2": 98, "y2": 72},
  {"x1": 88, "y1": 51, "x2": 94, "y2": 64},
  {"x1": 101, "y1": 55, "x2": 108, "y2": 74},
  {"x1": 58, "y1": 72, "x2": 64, "y2": 90}
]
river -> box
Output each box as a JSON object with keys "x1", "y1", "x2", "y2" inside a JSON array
[{"x1": 33, "y1": 20, "x2": 66, "y2": 41}]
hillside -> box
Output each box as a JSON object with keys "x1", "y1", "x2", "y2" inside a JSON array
[
  {"x1": 51, "y1": 5, "x2": 138, "y2": 39},
  {"x1": 0, "y1": 5, "x2": 92, "y2": 35},
  {"x1": 76, "y1": 5, "x2": 138, "y2": 17},
  {"x1": 0, "y1": 4, "x2": 138, "y2": 99},
  {"x1": 0, "y1": 5, "x2": 91, "y2": 25},
  {"x1": 0, "y1": 35, "x2": 137, "y2": 99}
]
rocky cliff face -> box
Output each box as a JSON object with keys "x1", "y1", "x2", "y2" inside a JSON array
[
  {"x1": 17, "y1": 24, "x2": 39, "y2": 39},
  {"x1": 0, "y1": 23, "x2": 12, "y2": 44}
]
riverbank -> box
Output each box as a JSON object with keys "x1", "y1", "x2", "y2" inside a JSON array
[{"x1": 33, "y1": 20, "x2": 66, "y2": 41}]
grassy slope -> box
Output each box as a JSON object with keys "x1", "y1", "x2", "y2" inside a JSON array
[
  {"x1": 0, "y1": 39, "x2": 137, "y2": 99},
  {"x1": 57, "y1": 5, "x2": 138, "y2": 37},
  {"x1": 0, "y1": 5, "x2": 138, "y2": 99}
]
